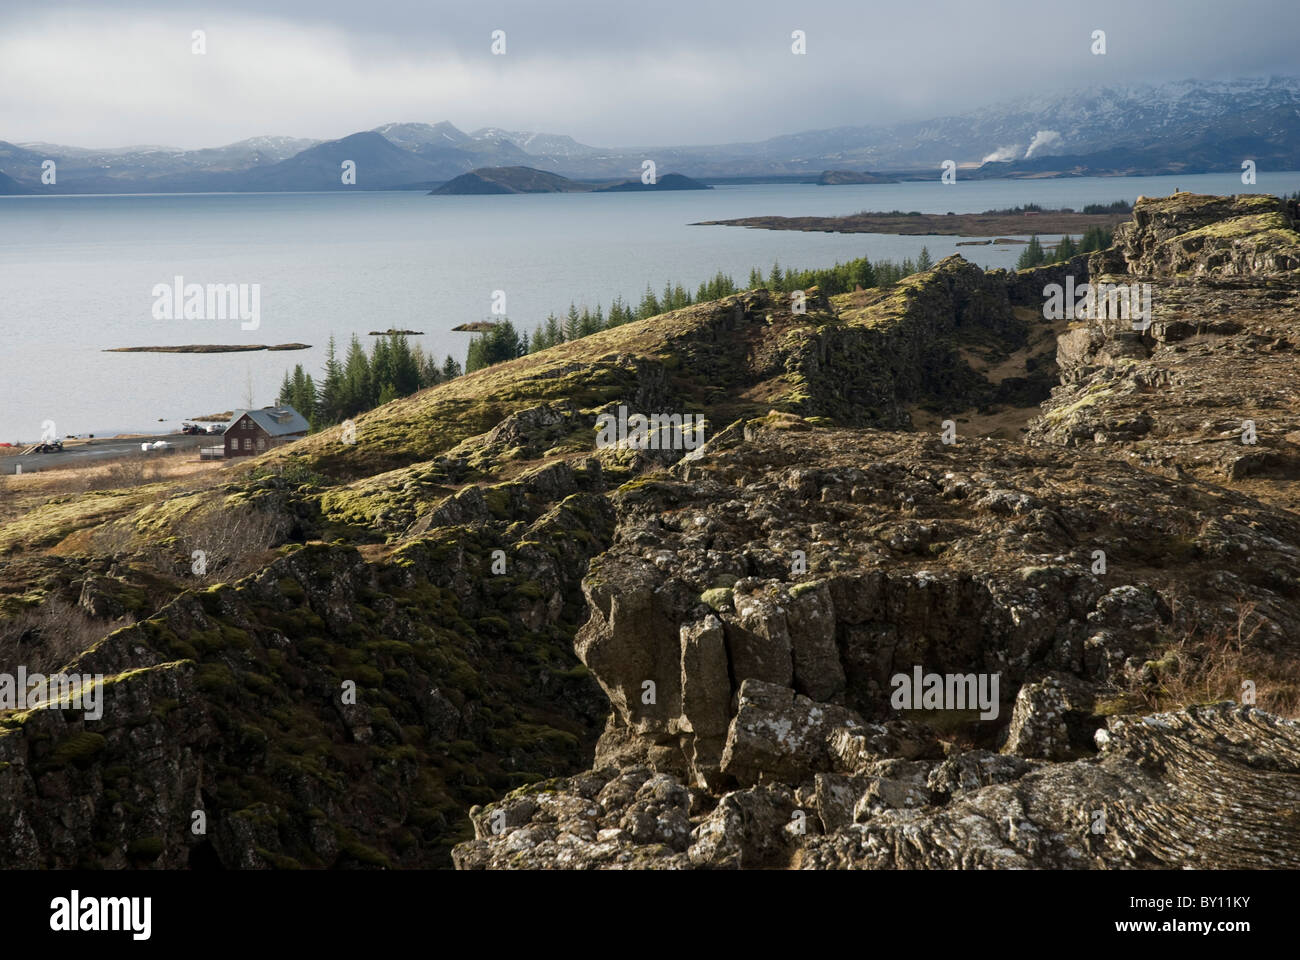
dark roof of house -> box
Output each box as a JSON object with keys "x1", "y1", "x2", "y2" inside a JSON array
[{"x1": 225, "y1": 406, "x2": 310, "y2": 437}]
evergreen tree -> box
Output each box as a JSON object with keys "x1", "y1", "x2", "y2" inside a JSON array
[
  {"x1": 917, "y1": 246, "x2": 934, "y2": 271},
  {"x1": 369, "y1": 336, "x2": 394, "y2": 408},
  {"x1": 277, "y1": 370, "x2": 293, "y2": 407},
  {"x1": 317, "y1": 335, "x2": 344, "y2": 425},
  {"x1": 466, "y1": 319, "x2": 524, "y2": 372},
  {"x1": 412, "y1": 344, "x2": 441, "y2": 389},
  {"x1": 578, "y1": 306, "x2": 602, "y2": 338},
  {"x1": 768, "y1": 261, "x2": 784, "y2": 290},
  {"x1": 530, "y1": 326, "x2": 546, "y2": 353},
  {"x1": 1016, "y1": 236, "x2": 1046, "y2": 270},
  {"x1": 748, "y1": 267, "x2": 764, "y2": 289},
  {"x1": 605, "y1": 298, "x2": 626, "y2": 328},
  {"x1": 442, "y1": 355, "x2": 462, "y2": 380},
  {"x1": 637, "y1": 285, "x2": 660, "y2": 320},
  {"x1": 341, "y1": 334, "x2": 371, "y2": 417},
  {"x1": 850, "y1": 257, "x2": 877, "y2": 289},
  {"x1": 564, "y1": 304, "x2": 581, "y2": 341},
  {"x1": 544, "y1": 312, "x2": 564, "y2": 345},
  {"x1": 390, "y1": 334, "x2": 420, "y2": 397},
  {"x1": 301, "y1": 372, "x2": 317, "y2": 423}
]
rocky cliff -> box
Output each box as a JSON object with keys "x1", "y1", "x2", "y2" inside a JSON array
[{"x1": 2, "y1": 192, "x2": 1298, "y2": 869}]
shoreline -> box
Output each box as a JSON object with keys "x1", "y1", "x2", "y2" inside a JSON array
[{"x1": 692, "y1": 210, "x2": 1130, "y2": 236}]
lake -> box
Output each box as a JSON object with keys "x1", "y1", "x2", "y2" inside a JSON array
[{"x1": 2, "y1": 170, "x2": 1298, "y2": 440}]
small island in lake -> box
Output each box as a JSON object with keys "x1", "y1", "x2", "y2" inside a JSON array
[
  {"x1": 431, "y1": 166, "x2": 711, "y2": 195},
  {"x1": 104, "y1": 343, "x2": 312, "y2": 353}
]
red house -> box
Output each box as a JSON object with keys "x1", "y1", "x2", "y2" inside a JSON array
[{"x1": 223, "y1": 406, "x2": 310, "y2": 458}]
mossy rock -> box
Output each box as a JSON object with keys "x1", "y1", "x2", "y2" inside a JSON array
[
  {"x1": 701, "y1": 587, "x2": 733, "y2": 611},
  {"x1": 51, "y1": 731, "x2": 107, "y2": 767}
]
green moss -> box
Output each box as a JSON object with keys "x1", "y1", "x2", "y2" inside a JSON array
[
  {"x1": 197, "y1": 662, "x2": 236, "y2": 696},
  {"x1": 277, "y1": 578, "x2": 306, "y2": 601},
  {"x1": 701, "y1": 587, "x2": 733, "y2": 611},
  {"x1": 788, "y1": 580, "x2": 822, "y2": 599},
  {"x1": 126, "y1": 836, "x2": 164, "y2": 862},
  {"x1": 51, "y1": 731, "x2": 107, "y2": 767}
]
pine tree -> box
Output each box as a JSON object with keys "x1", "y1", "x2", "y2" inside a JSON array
[
  {"x1": 390, "y1": 334, "x2": 420, "y2": 397},
  {"x1": 768, "y1": 261, "x2": 784, "y2": 290},
  {"x1": 637, "y1": 285, "x2": 660, "y2": 320},
  {"x1": 467, "y1": 319, "x2": 524, "y2": 372},
  {"x1": 613, "y1": 296, "x2": 635, "y2": 327},
  {"x1": 578, "y1": 306, "x2": 601, "y2": 338},
  {"x1": 465, "y1": 335, "x2": 486, "y2": 373},
  {"x1": 748, "y1": 267, "x2": 764, "y2": 289},
  {"x1": 530, "y1": 326, "x2": 546, "y2": 353},
  {"x1": 1016, "y1": 236, "x2": 1046, "y2": 270},
  {"x1": 301, "y1": 372, "x2": 317, "y2": 424},
  {"x1": 542, "y1": 312, "x2": 562, "y2": 345},
  {"x1": 411, "y1": 344, "x2": 441, "y2": 389},
  {"x1": 369, "y1": 336, "x2": 394, "y2": 408},
  {"x1": 317, "y1": 335, "x2": 344, "y2": 425},
  {"x1": 917, "y1": 246, "x2": 934, "y2": 271},
  {"x1": 442, "y1": 355, "x2": 462, "y2": 380},
  {"x1": 277, "y1": 370, "x2": 293, "y2": 407},
  {"x1": 564, "y1": 304, "x2": 581, "y2": 341},
  {"x1": 1054, "y1": 234, "x2": 1077, "y2": 262},
  {"x1": 341, "y1": 334, "x2": 370, "y2": 417}
]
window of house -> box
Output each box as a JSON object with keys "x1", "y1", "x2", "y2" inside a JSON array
[
  {"x1": 244, "y1": 438, "x2": 252, "y2": 450},
  {"x1": 256, "y1": 438, "x2": 265, "y2": 451}
]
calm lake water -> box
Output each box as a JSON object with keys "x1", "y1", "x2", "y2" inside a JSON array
[{"x1": 3, "y1": 170, "x2": 1298, "y2": 440}]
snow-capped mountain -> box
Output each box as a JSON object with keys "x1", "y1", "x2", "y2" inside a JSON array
[{"x1": 4, "y1": 76, "x2": 1298, "y2": 192}]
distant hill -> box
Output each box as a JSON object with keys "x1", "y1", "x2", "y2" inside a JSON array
[
  {"x1": 431, "y1": 167, "x2": 710, "y2": 195},
  {"x1": 817, "y1": 170, "x2": 899, "y2": 185},
  {"x1": 431, "y1": 166, "x2": 590, "y2": 194},
  {"x1": 0, "y1": 169, "x2": 31, "y2": 194},
  {"x1": 594, "y1": 173, "x2": 710, "y2": 192},
  {"x1": 229, "y1": 132, "x2": 444, "y2": 190}
]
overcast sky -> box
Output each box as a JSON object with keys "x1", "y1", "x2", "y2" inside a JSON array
[{"x1": 2, "y1": 0, "x2": 1297, "y2": 149}]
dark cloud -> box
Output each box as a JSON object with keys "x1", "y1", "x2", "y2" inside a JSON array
[{"x1": 2, "y1": 0, "x2": 1296, "y2": 148}]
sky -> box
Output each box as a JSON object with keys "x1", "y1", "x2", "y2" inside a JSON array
[{"x1": 1, "y1": 0, "x2": 1297, "y2": 150}]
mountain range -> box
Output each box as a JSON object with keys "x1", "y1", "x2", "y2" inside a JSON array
[{"x1": 2, "y1": 76, "x2": 1298, "y2": 193}]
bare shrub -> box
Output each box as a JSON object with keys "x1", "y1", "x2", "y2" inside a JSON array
[
  {"x1": 178, "y1": 503, "x2": 291, "y2": 584},
  {"x1": 0, "y1": 597, "x2": 133, "y2": 675}
]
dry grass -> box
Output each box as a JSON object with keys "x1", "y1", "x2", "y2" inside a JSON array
[
  {"x1": 1, "y1": 455, "x2": 228, "y2": 499},
  {"x1": 1126, "y1": 596, "x2": 1300, "y2": 718}
]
